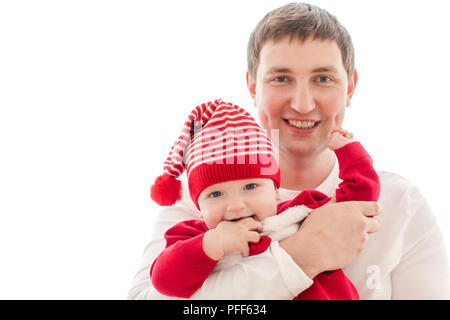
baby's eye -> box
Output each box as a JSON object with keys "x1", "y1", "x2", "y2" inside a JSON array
[
  {"x1": 244, "y1": 183, "x2": 257, "y2": 191},
  {"x1": 209, "y1": 191, "x2": 223, "y2": 198}
]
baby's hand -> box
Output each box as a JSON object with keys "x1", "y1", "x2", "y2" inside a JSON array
[
  {"x1": 203, "y1": 217, "x2": 262, "y2": 260},
  {"x1": 328, "y1": 127, "x2": 354, "y2": 150}
]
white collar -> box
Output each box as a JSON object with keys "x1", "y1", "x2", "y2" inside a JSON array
[{"x1": 278, "y1": 156, "x2": 341, "y2": 202}]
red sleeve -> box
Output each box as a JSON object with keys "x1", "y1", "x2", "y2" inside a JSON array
[
  {"x1": 279, "y1": 189, "x2": 331, "y2": 212},
  {"x1": 150, "y1": 220, "x2": 218, "y2": 298},
  {"x1": 334, "y1": 141, "x2": 380, "y2": 202}
]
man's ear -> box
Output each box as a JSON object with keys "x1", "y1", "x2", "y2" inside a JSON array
[
  {"x1": 246, "y1": 71, "x2": 257, "y2": 107},
  {"x1": 346, "y1": 68, "x2": 358, "y2": 107}
]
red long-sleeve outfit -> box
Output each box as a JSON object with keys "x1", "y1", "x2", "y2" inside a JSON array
[{"x1": 150, "y1": 142, "x2": 380, "y2": 299}]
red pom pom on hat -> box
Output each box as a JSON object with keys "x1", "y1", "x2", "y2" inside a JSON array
[{"x1": 150, "y1": 173, "x2": 183, "y2": 206}]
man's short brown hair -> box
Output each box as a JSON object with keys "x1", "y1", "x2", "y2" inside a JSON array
[{"x1": 247, "y1": 2, "x2": 355, "y2": 81}]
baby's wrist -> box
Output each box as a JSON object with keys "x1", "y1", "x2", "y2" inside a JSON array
[
  {"x1": 202, "y1": 229, "x2": 224, "y2": 261},
  {"x1": 329, "y1": 138, "x2": 352, "y2": 151}
]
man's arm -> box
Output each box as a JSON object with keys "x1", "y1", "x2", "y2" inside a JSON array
[
  {"x1": 128, "y1": 179, "x2": 381, "y2": 299},
  {"x1": 128, "y1": 189, "x2": 200, "y2": 300},
  {"x1": 390, "y1": 185, "x2": 450, "y2": 299},
  {"x1": 280, "y1": 200, "x2": 381, "y2": 279},
  {"x1": 128, "y1": 189, "x2": 313, "y2": 300},
  {"x1": 191, "y1": 240, "x2": 314, "y2": 299}
]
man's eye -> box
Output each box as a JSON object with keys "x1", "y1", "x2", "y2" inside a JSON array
[
  {"x1": 209, "y1": 191, "x2": 223, "y2": 198},
  {"x1": 316, "y1": 76, "x2": 332, "y2": 83},
  {"x1": 273, "y1": 76, "x2": 290, "y2": 83},
  {"x1": 244, "y1": 183, "x2": 257, "y2": 190}
]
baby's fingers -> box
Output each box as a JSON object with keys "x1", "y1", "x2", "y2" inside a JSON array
[
  {"x1": 343, "y1": 130, "x2": 354, "y2": 139},
  {"x1": 240, "y1": 242, "x2": 250, "y2": 257},
  {"x1": 246, "y1": 231, "x2": 261, "y2": 243},
  {"x1": 240, "y1": 217, "x2": 263, "y2": 232}
]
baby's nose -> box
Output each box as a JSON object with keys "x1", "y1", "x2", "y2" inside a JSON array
[{"x1": 226, "y1": 201, "x2": 246, "y2": 213}]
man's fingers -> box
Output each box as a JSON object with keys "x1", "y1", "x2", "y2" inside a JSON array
[
  {"x1": 349, "y1": 201, "x2": 381, "y2": 217},
  {"x1": 366, "y1": 216, "x2": 380, "y2": 234},
  {"x1": 363, "y1": 202, "x2": 381, "y2": 217}
]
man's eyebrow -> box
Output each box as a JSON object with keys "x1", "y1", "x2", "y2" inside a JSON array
[
  {"x1": 265, "y1": 66, "x2": 339, "y2": 75},
  {"x1": 311, "y1": 66, "x2": 338, "y2": 73},
  {"x1": 265, "y1": 67, "x2": 293, "y2": 74}
]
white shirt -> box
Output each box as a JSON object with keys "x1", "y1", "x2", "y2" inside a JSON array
[{"x1": 128, "y1": 162, "x2": 450, "y2": 300}]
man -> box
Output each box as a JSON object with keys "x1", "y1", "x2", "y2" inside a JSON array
[{"x1": 129, "y1": 3, "x2": 450, "y2": 299}]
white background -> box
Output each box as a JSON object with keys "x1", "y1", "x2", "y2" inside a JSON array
[{"x1": 0, "y1": 0, "x2": 449, "y2": 299}]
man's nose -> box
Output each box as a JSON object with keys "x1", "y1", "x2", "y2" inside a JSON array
[{"x1": 290, "y1": 82, "x2": 315, "y2": 114}]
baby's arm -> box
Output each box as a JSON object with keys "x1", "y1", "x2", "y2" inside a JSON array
[
  {"x1": 150, "y1": 220, "x2": 217, "y2": 298},
  {"x1": 329, "y1": 128, "x2": 380, "y2": 202},
  {"x1": 328, "y1": 127, "x2": 354, "y2": 151},
  {"x1": 128, "y1": 178, "x2": 313, "y2": 300},
  {"x1": 150, "y1": 218, "x2": 262, "y2": 298}
]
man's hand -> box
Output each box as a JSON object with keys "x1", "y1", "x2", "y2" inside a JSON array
[
  {"x1": 280, "y1": 200, "x2": 381, "y2": 279},
  {"x1": 203, "y1": 217, "x2": 263, "y2": 261}
]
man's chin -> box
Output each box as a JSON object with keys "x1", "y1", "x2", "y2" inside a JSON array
[{"x1": 283, "y1": 140, "x2": 328, "y2": 158}]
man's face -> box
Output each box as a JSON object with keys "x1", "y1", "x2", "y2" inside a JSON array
[
  {"x1": 247, "y1": 37, "x2": 357, "y2": 158},
  {"x1": 197, "y1": 178, "x2": 279, "y2": 229}
]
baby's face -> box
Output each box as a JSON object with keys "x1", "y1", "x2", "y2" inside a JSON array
[{"x1": 197, "y1": 178, "x2": 279, "y2": 229}]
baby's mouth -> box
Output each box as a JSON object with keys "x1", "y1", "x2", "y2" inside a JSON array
[{"x1": 230, "y1": 214, "x2": 256, "y2": 222}]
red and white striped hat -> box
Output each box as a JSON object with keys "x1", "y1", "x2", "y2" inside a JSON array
[{"x1": 150, "y1": 99, "x2": 280, "y2": 209}]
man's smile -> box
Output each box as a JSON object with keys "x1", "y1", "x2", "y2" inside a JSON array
[
  {"x1": 285, "y1": 119, "x2": 321, "y2": 129},
  {"x1": 282, "y1": 119, "x2": 321, "y2": 133}
]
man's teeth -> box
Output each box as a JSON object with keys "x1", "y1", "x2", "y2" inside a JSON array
[{"x1": 288, "y1": 120, "x2": 318, "y2": 129}]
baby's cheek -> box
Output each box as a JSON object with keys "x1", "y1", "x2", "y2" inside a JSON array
[
  {"x1": 203, "y1": 211, "x2": 220, "y2": 229},
  {"x1": 256, "y1": 204, "x2": 278, "y2": 221}
]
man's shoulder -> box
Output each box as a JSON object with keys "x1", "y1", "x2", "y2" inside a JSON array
[
  {"x1": 377, "y1": 170, "x2": 418, "y2": 194},
  {"x1": 376, "y1": 170, "x2": 431, "y2": 220}
]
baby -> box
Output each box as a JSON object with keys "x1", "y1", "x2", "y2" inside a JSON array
[{"x1": 150, "y1": 99, "x2": 379, "y2": 299}]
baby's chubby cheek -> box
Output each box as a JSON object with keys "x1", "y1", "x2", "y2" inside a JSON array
[
  {"x1": 255, "y1": 208, "x2": 278, "y2": 222},
  {"x1": 200, "y1": 211, "x2": 221, "y2": 230}
]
